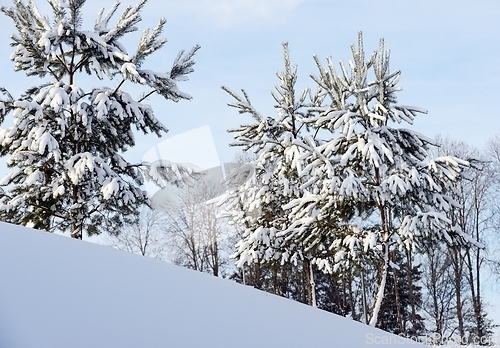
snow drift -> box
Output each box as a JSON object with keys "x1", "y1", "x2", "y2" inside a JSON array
[{"x1": 0, "y1": 222, "x2": 425, "y2": 347}]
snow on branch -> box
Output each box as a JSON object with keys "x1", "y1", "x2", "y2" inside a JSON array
[{"x1": 142, "y1": 160, "x2": 204, "y2": 188}]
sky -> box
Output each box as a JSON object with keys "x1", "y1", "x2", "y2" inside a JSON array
[
  {"x1": 1, "y1": 0, "x2": 500, "y2": 169},
  {"x1": 0, "y1": 0, "x2": 500, "y2": 333}
]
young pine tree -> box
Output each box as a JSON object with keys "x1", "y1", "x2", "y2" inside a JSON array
[
  {"x1": 0, "y1": 0, "x2": 200, "y2": 238},
  {"x1": 212, "y1": 43, "x2": 328, "y2": 306}
]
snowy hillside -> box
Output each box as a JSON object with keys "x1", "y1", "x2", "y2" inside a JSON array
[{"x1": 0, "y1": 222, "x2": 425, "y2": 347}]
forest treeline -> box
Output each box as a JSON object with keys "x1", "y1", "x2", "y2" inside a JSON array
[{"x1": 108, "y1": 135, "x2": 500, "y2": 346}]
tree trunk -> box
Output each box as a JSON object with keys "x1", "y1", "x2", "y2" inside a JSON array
[
  {"x1": 303, "y1": 258, "x2": 316, "y2": 307},
  {"x1": 272, "y1": 266, "x2": 279, "y2": 295},
  {"x1": 211, "y1": 239, "x2": 219, "y2": 277},
  {"x1": 360, "y1": 266, "x2": 368, "y2": 324},
  {"x1": 466, "y1": 246, "x2": 483, "y2": 341},
  {"x1": 348, "y1": 272, "x2": 357, "y2": 320},
  {"x1": 450, "y1": 247, "x2": 465, "y2": 341},
  {"x1": 392, "y1": 264, "x2": 404, "y2": 334},
  {"x1": 474, "y1": 208, "x2": 483, "y2": 340},
  {"x1": 71, "y1": 224, "x2": 82, "y2": 239},
  {"x1": 370, "y1": 168, "x2": 391, "y2": 327},
  {"x1": 341, "y1": 275, "x2": 347, "y2": 316},
  {"x1": 369, "y1": 244, "x2": 389, "y2": 326},
  {"x1": 70, "y1": 185, "x2": 82, "y2": 239},
  {"x1": 406, "y1": 249, "x2": 418, "y2": 334},
  {"x1": 309, "y1": 259, "x2": 316, "y2": 308}
]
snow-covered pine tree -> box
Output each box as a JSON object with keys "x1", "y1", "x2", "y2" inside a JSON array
[
  {"x1": 211, "y1": 43, "x2": 331, "y2": 306},
  {"x1": 0, "y1": 0, "x2": 200, "y2": 239},
  {"x1": 215, "y1": 33, "x2": 478, "y2": 325},
  {"x1": 282, "y1": 32, "x2": 476, "y2": 326}
]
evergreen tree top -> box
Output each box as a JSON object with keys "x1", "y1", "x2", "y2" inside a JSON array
[{"x1": 0, "y1": 0, "x2": 199, "y2": 101}]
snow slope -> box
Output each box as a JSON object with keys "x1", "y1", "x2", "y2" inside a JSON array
[{"x1": 0, "y1": 222, "x2": 425, "y2": 347}]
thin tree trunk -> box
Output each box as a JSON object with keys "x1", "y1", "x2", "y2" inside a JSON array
[
  {"x1": 475, "y1": 248, "x2": 482, "y2": 339},
  {"x1": 466, "y1": 247, "x2": 482, "y2": 339},
  {"x1": 450, "y1": 247, "x2": 465, "y2": 341},
  {"x1": 474, "y1": 208, "x2": 483, "y2": 340},
  {"x1": 309, "y1": 259, "x2": 316, "y2": 308},
  {"x1": 69, "y1": 72, "x2": 81, "y2": 240},
  {"x1": 342, "y1": 275, "x2": 347, "y2": 316},
  {"x1": 348, "y1": 272, "x2": 357, "y2": 320},
  {"x1": 212, "y1": 239, "x2": 219, "y2": 277},
  {"x1": 71, "y1": 223, "x2": 82, "y2": 239},
  {"x1": 392, "y1": 264, "x2": 404, "y2": 334},
  {"x1": 406, "y1": 249, "x2": 418, "y2": 334},
  {"x1": 360, "y1": 266, "x2": 368, "y2": 324},
  {"x1": 303, "y1": 258, "x2": 316, "y2": 307},
  {"x1": 272, "y1": 266, "x2": 278, "y2": 295},
  {"x1": 369, "y1": 244, "x2": 389, "y2": 326},
  {"x1": 370, "y1": 167, "x2": 390, "y2": 327},
  {"x1": 450, "y1": 207, "x2": 466, "y2": 341},
  {"x1": 430, "y1": 254, "x2": 442, "y2": 337}
]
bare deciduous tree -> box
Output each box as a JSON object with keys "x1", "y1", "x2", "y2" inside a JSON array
[
  {"x1": 104, "y1": 207, "x2": 169, "y2": 260},
  {"x1": 423, "y1": 136, "x2": 497, "y2": 343},
  {"x1": 164, "y1": 180, "x2": 232, "y2": 277}
]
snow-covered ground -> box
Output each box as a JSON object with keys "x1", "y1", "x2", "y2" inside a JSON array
[{"x1": 0, "y1": 222, "x2": 428, "y2": 347}]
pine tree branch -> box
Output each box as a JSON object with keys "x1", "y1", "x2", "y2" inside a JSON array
[
  {"x1": 57, "y1": 43, "x2": 71, "y2": 76},
  {"x1": 113, "y1": 79, "x2": 126, "y2": 96},
  {"x1": 28, "y1": 202, "x2": 68, "y2": 221},
  {"x1": 46, "y1": 66, "x2": 60, "y2": 81},
  {"x1": 74, "y1": 54, "x2": 91, "y2": 72},
  {"x1": 138, "y1": 89, "x2": 156, "y2": 103}
]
